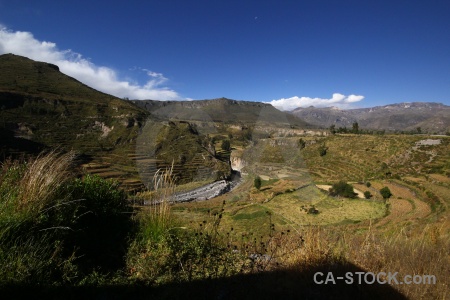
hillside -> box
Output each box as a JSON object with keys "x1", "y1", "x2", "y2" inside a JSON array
[
  {"x1": 0, "y1": 53, "x2": 149, "y2": 155},
  {"x1": 0, "y1": 54, "x2": 235, "y2": 190},
  {"x1": 291, "y1": 102, "x2": 450, "y2": 134},
  {"x1": 131, "y1": 98, "x2": 313, "y2": 128}
]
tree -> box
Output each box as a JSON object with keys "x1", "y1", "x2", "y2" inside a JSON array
[
  {"x1": 352, "y1": 121, "x2": 359, "y2": 134},
  {"x1": 298, "y1": 138, "x2": 306, "y2": 150},
  {"x1": 254, "y1": 176, "x2": 262, "y2": 190},
  {"x1": 380, "y1": 186, "x2": 392, "y2": 199},
  {"x1": 319, "y1": 144, "x2": 328, "y2": 156},
  {"x1": 221, "y1": 139, "x2": 231, "y2": 151},
  {"x1": 364, "y1": 191, "x2": 372, "y2": 199},
  {"x1": 329, "y1": 181, "x2": 357, "y2": 198},
  {"x1": 329, "y1": 124, "x2": 336, "y2": 134}
]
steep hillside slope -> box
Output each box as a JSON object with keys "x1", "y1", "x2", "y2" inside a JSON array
[{"x1": 0, "y1": 53, "x2": 148, "y2": 156}]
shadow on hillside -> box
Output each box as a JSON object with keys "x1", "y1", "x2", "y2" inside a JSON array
[
  {"x1": 1, "y1": 260, "x2": 407, "y2": 300},
  {"x1": 0, "y1": 128, "x2": 45, "y2": 159}
]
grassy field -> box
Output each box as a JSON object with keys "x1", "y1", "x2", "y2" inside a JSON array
[
  {"x1": 1, "y1": 133, "x2": 449, "y2": 299},
  {"x1": 171, "y1": 134, "x2": 449, "y2": 234}
]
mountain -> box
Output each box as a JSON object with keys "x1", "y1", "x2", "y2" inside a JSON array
[
  {"x1": 0, "y1": 53, "x2": 148, "y2": 156},
  {"x1": 0, "y1": 54, "x2": 233, "y2": 189},
  {"x1": 290, "y1": 102, "x2": 450, "y2": 134},
  {"x1": 131, "y1": 98, "x2": 313, "y2": 128}
]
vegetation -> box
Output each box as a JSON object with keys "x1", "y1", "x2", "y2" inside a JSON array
[
  {"x1": 0, "y1": 151, "x2": 131, "y2": 284},
  {"x1": 254, "y1": 176, "x2": 262, "y2": 190},
  {"x1": 319, "y1": 144, "x2": 328, "y2": 156},
  {"x1": 329, "y1": 181, "x2": 357, "y2": 198},
  {"x1": 297, "y1": 138, "x2": 306, "y2": 150},
  {"x1": 1, "y1": 54, "x2": 449, "y2": 299},
  {"x1": 380, "y1": 186, "x2": 393, "y2": 199},
  {"x1": 221, "y1": 139, "x2": 231, "y2": 151},
  {"x1": 0, "y1": 137, "x2": 448, "y2": 299}
]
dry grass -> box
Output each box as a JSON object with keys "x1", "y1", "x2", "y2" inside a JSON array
[
  {"x1": 143, "y1": 163, "x2": 176, "y2": 231},
  {"x1": 263, "y1": 224, "x2": 449, "y2": 299},
  {"x1": 0, "y1": 150, "x2": 76, "y2": 217}
]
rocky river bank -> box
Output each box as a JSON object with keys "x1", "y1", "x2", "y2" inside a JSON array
[{"x1": 143, "y1": 172, "x2": 242, "y2": 205}]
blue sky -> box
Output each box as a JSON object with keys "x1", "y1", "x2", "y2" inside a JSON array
[{"x1": 1, "y1": 0, "x2": 449, "y2": 110}]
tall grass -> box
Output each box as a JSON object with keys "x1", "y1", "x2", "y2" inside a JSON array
[
  {"x1": 137, "y1": 164, "x2": 175, "y2": 243},
  {"x1": 0, "y1": 151, "x2": 76, "y2": 283},
  {"x1": 1, "y1": 151, "x2": 75, "y2": 218},
  {"x1": 0, "y1": 151, "x2": 131, "y2": 284}
]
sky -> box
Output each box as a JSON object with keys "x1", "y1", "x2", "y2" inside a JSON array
[{"x1": 0, "y1": 0, "x2": 449, "y2": 110}]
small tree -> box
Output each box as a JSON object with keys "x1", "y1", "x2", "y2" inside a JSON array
[
  {"x1": 380, "y1": 186, "x2": 392, "y2": 199},
  {"x1": 352, "y1": 122, "x2": 359, "y2": 134},
  {"x1": 254, "y1": 176, "x2": 262, "y2": 190},
  {"x1": 329, "y1": 124, "x2": 336, "y2": 134},
  {"x1": 221, "y1": 139, "x2": 231, "y2": 152},
  {"x1": 319, "y1": 145, "x2": 328, "y2": 156},
  {"x1": 298, "y1": 138, "x2": 306, "y2": 150},
  {"x1": 364, "y1": 191, "x2": 372, "y2": 199},
  {"x1": 329, "y1": 181, "x2": 357, "y2": 198}
]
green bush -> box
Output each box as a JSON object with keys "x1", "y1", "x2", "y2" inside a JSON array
[
  {"x1": 127, "y1": 220, "x2": 245, "y2": 284},
  {"x1": 329, "y1": 181, "x2": 357, "y2": 198},
  {"x1": 380, "y1": 186, "x2": 392, "y2": 199},
  {"x1": 254, "y1": 176, "x2": 262, "y2": 190},
  {"x1": 0, "y1": 153, "x2": 132, "y2": 285},
  {"x1": 221, "y1": 139, "x2": 231, "y2": 151},
  {"x1": 364, "y1": 191, "x2": 372, "y2": 199}
]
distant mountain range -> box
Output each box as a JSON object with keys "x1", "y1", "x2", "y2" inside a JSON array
[
  {"x1": 131, "y1": 98, "x2": 312, "y2": 128},
  {"x1": 290, "y1": 102, "x2": 450, "y2": 134}
]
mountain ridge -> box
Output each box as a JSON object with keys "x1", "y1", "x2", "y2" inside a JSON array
[
  {"x1": 290, "y1": 102, "x2": 450, "y2": 133},
  {"x1": 131, "y1": 97, "x2": 313, "y2": 128}
]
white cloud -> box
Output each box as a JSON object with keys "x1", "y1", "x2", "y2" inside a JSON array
[
  {"x1": 0, "y1": 26, "x2": 181, "y2": 100},
  {"x1": 267, "y1": 93, "x2": 365, "y2": 111}
]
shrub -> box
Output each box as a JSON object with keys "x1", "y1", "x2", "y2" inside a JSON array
[
  {"x1": 364, "y1": 191, "x2": 372, "y2": 199},
  {"x1": 221, "y1": 139, "x2": 231, "y2": 151},
  {"x1": 298, "y1": 138, "x2": 306, "y2": 150},
  {"x1": 380, "y1": 186, "x2": 392, "y2": 199},
  {"x1": 0, "y1": 151, "x2": 132, "y2": 284},
  {"x1": 329, "y1": 181, "x2": 357, "y2": 198},
  {"x1": 319, "y1": 145, "x2": 328, "y2": 156},
  {"x1": 254, "y1": 176, "x2": 262, "y2": 190}
]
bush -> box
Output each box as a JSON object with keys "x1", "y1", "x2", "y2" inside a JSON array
[
  {"x1": 319, "y1": 145, "x2": 328, "y2": 156},
  {"x1": 380, "y1": 186, "x2": 392, "y2": 199},
  {"x1": 364, "y1": 191, "x2": 372, "y2": 199},
  {"x1": 221, "y1": 139, "x2": 231, "y2": 151},
  {"x1": 254, "y1": 176, "x2": 262, "y2": 190},
  {"x1": 298, "y1": 138, "x2": 306, "y2": 150},
  {"x1": 0, "y1": 152, "x2": 132, "y2": 284},
  {"x1": 329, "y1": 181, "x2": 357, "y2": 198},
  {"x1": 64, "y1": 174, "x2": 132, "y2": 273}
]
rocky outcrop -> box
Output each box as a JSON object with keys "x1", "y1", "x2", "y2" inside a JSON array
[{"x1": 230, "y1": 151, "x2": 247, "y2": 173}]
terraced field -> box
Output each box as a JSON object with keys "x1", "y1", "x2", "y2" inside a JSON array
[{"x1": 172, "y1": 134, "x2": 450, "y2": 236}]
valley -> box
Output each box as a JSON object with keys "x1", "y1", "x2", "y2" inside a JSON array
[{"x1": 1, "y1": 54, "x2": 449, "y2": 299}]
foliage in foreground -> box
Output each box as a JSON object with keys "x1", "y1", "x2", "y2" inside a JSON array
[
  {"x1": 0, "y1": 151, "x2": 131, "y2": 284},
  {"x1": 0, "y1": 152, "x2": 448, "y2": 300}
]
